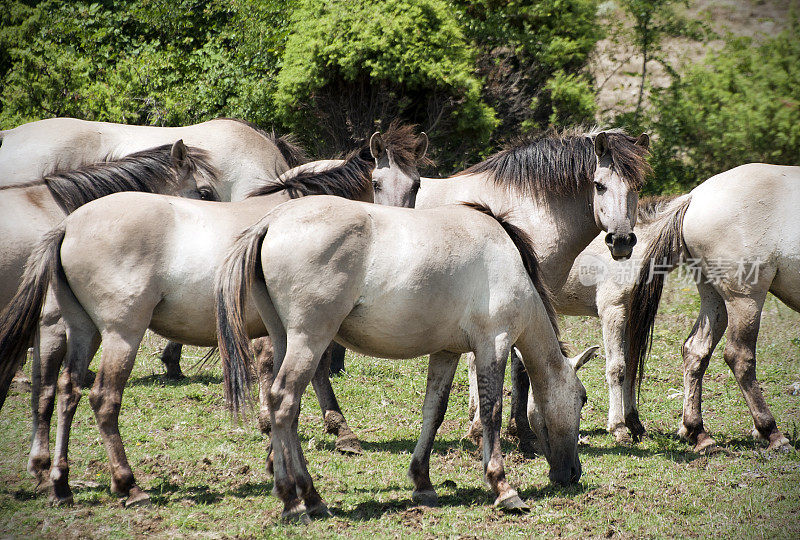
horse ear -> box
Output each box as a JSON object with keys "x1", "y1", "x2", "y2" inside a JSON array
[
  {"x1": 569, "y1": 346, "x2": 599, "y2": 372},
  {"x1": 171, "y1": 139, "x2": 189, "y2": 168},
  {"x1": 635, "y1": 132, "x2": 650, "y2": 149},
  {"x1": 415, "y1": 132, "x2": 429, "y2": 161},
  {"x1": 369, "y1": 132, "x2": 386, "y2": 159},
  {"x1": 594, "y1": 132, "x2": 609, "y2": 157}
]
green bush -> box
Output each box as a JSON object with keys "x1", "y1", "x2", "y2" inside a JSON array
[{"x1": 645, "y1": 25, "x2": 800, "y2": 193}]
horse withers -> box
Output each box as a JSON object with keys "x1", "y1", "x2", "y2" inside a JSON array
[{"x1": 216, "y1": 195, "x2": 596, "y2": 521}]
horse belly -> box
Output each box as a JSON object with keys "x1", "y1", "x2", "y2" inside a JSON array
[{"x1": 335, "y1": 292, "x2": 471, "y2": 359}]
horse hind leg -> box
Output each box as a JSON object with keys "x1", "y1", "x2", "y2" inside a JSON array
[
  {"x1": 49, "y1": 319, "x2": 99, "y2": 505},
  {"x1": 28, "y1": 305, "x2": 67, "y2": 489},
  {"x1": 508, "y1": 349, "x2": 536, "y2": 453},
  {"x1": 88, "y1": 328, "x2": 151, "y2": 506},
  {"x1": 407, "y1": 350, "x2": 460, "y2": 507},
  {"x1": 473, "y1": 340, "x2": 528, "y2": 512},
  {"x1": 677, "y1": 280, "x2": 727, "y2": 453},
  {"x1": 722, "y1": 293, "x2": 790, "y2": 451},
  {"x1": 268, "y1": 333, "x2": 330, "y2": 522},
  {"x1": 464, "y1": 352, "x2": 483, "y2": 444}
]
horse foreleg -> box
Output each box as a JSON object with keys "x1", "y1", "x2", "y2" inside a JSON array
[
  {"x1": 722, "y1": 294, "x2": 790, "y2": 451},
  {"x1": 408, "y1": 350, "x2": 459, "y2": 507},
  {"x1": 328, "y1": 342, "x2": 346, "y2": 375},
  {"x1": 88, "y1": 331, "x2": 149, "y2": 506},
  {"x1": 600, "y1": 305, "x2": 641, "y2": 442},
  {"x1": 474, "y1": 342, "x2": 527, "y2": 511},
  {"x1": 508, "y1": 349, "x2": 536, "y2": 453},
  {"x1": 678, "y1": 280, "x2": 727, "y2": 452},
  {"x1": 159, "y1": 341, "x2": 184, "y2": 380},
  {"x1": 312, "y1": 343, "x2": 362, "y2": 454}
]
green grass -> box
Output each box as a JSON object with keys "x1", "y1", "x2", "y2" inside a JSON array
[{"x1": 1, "y1": 278, "x2": 799, "y2": 538}]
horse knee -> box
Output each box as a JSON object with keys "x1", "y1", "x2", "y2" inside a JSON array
[
  {"x1": 268, "y1": 386, "x2": 297, "y2": 428},
  {"x1": 605, "y1": 360, "x2": 625, "y2": 385}
]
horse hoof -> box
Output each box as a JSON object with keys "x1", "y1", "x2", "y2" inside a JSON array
[
  {"x1": 125, "y1": 488, "x2": 151, "y2": 507},
  {"x1": 611, "y1": 427, "x2": 633, "y2": 444},
  {"x1": 49, "y1": 492, "x2": 74, "y2": 507},
  {"x1": 306, "y1": 501, "x2": 333, "y2": 518},
  {"x1": 411, "y1": 489, "x2": 439, "y2": 507},
  {"x1": 695, "y1": 437, "x2": 718, "y2": 455},
  {"x1": 495, "y1": 490, "x2": 529, "y2": 513},
  {"x1": 767, "y1": 436, "x2": 791, "y2": 452},
  {"x1": 335, "y1": 436, "x2": 363, "y2": 455},
  {"x1": 281, "y1": 503, "x2": 310, "y2": 524}
]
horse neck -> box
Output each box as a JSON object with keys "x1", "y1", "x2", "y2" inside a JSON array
[{"x1": 417, "y1": 173, "x2": 600, "y2": 292}]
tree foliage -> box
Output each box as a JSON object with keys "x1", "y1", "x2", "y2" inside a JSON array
[{"x1": 644, "y1": 25, "x2": 800, "y2": 193}]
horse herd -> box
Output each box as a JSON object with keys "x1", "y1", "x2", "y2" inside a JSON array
[{"x1": 0, "y1": 117, "x2": 797, "y2": 523}]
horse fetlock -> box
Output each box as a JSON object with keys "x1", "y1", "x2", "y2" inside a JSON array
[
  {"x1": 464, "y1": 417, "x2": 483, "y2": 445},
  {"x1": 766, "y1": 434, "x2": 792, "y2": 452},
  {"x1": 281, "y1": 499, "x2": 310, "y2": 524},
  {"x1": 625, "y1": 410, "x2": 646, "y2": 437},
  {"x1": 110, "y1": 471, "x2": 136, "y2": 496},
  {"x1": 609, "y1": 423, "x2": 632, "y2": 444},
  {"x1": 323, "y1": 410, "x2": 346, "y2": 435},
  {"x1": 407, "y1": 458, "x2": 433, "y2": 492}
]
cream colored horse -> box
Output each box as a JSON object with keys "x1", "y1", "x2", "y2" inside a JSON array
[
  {"x1": 0, "y1": 129, "x2": 429, "y2": 507},
  {"x1": 0, "y1": 141, "x2": 217, "y2": 403},
  {"x1": 0, "y1": 117, "x2": 302, "y2": 201},
  {"x1": 216, "y1": 196, "x2": 596, "y2": 520}
]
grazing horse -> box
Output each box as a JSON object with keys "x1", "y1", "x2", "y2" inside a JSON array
[
  {"x1": 0, "y1": 134, "x2": 426, "y2": 507},
  {"x1": 624, "y1": 164, "x2": 798, "y2": 452},
  {"x1": 0, "y1": 117, "x2": 304, "y2": 201},
  {"x1": 503, "y1": 196, "x2": 683, "y2": 443},
  {"x1": 0, "y1": 141, "x2": 218, "y2": 405},
  {"x1": 215, "y1": 196, "x2": 597, "y2": 521},
  {"x1": 308, "y1": 129, "x2": 651, "y2": 452}
]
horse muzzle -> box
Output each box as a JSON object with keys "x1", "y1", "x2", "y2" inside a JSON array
[{"x1": 605, "y1": 232, "x2": 637, "y2": 260}]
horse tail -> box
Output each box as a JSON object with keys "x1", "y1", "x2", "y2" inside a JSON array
[
  {"x1": 215, "y1": 215, "x2": 273, "y2": 416},
  {"x1": 626, "y1": 195, "x2": 692, "y2": 400},
  {"x1": 0, "y1": 225, "x2": 66, "y2": 409},
  {"x1": 462, "y1": 202, "x2": 561, "y2": 343}
]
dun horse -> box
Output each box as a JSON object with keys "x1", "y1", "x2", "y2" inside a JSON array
[
  {"x1": 0, "y1": 141, "x2": 218, "y2": 406},
  {"x1": 509, "y1": 165, "x2": 798, "y2": 451},
  {"x1": 300, "y1": 129, "x2": 650, "y2": 452},
  {"x1": 216, "y1": 195, "x2": 596, "y2": 520},
  {"x1": 0, "y1": 128, "x2": 429, "y2": 507}
]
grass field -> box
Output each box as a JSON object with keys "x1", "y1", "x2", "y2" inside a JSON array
[{"x1": 1, "y1": 276, "x2": 799, "y2": 538}]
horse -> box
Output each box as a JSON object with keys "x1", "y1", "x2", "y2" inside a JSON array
[
  {"x1": 305, "y1": 129, "x2": 651, "y2": 452},
  {"x1": 0, "y1": 117, "x2": 305, "y2": 201},
  {"x1": 0, "y1": 140, "x2": 218, "y2": 404},
  {"x1": 215, "y1": 195, "x2": 597, "y2": 521},
  {"x1": 623, "y1": 163, "x2": 798, "y2": 452},
  {"x1": 157, "y1": 123, "x2": 430, "y2": 379},
  {"x1": 0, "y1": 129, "x2": 428, "y2": 507},
  {"x1": 499, "y1": 196, "x2": 684, "y2": 444}
]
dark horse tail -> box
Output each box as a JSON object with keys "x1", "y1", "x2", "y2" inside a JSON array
[
  {"x1": 214, "y1": 215, "x2": 274, "y2": 416},
  {"x1": 0, "y1": 225, "x2": 66, "y2": 409},
  {"x1": 462, "y1": 202, "x2": 561, "y2": 343},
  {"x1": 626, "y1": 195, "x2": 692, "y2": 400}
]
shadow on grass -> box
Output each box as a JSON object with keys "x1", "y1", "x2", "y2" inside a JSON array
[
  {"x1": 148, "y1": 478, "x2": 273, "y2": 506},
  {"x1": 128, "y1": 373, "x2": 223, "y2": 388}
]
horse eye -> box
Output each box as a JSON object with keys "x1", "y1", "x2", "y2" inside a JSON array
[
  {"x1": 594, "y1": 181, "x2": 607, "y2": 194},
  {"x1": 372, "y1": 180, "x2": 381, "y2": 191},
  {"x1": 199, "y1": 188, "x2": 214, "y2": 201}
]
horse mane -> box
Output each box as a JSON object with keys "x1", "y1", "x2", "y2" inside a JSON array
[
  {"x1": 246, "y1": 146, "x2": 373, "y2": 201},
  {"x1": 0, "y1": 144, "x2": 217, "y2": 214},
  {"x1": 637, "y1": 194, "x2": 680, "y2": 223},
  {"x1": 215, "y1": 117, "x2": 309, "y2": 168},
  {"x1": 461, "y1": 201, "x2": 567, "y2": 356},
  {"x1": 458, "y1": 128, "x2": 649, "y2": 197},
  {"x1": 380, "y1": 120, "x2": 434, "y2": 172}
]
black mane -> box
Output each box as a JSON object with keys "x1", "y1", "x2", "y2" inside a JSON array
[
  {"x1": 247, "y1": 146, "x2": 373, "y2": 201},
  {"x1": 459, "y1": 129, "x2": 649, "y2": 197},
  {"x1": 1, "y1": 144, "x2": 216, "y2": 214}
]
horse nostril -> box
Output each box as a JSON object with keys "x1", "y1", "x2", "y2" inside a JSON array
[
  {"x1": 628, "y1": 233, "x2": 637, "y2": 247},
  {"x1": 605, "y1": 232, "x2": 614, "y2": 246}
]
